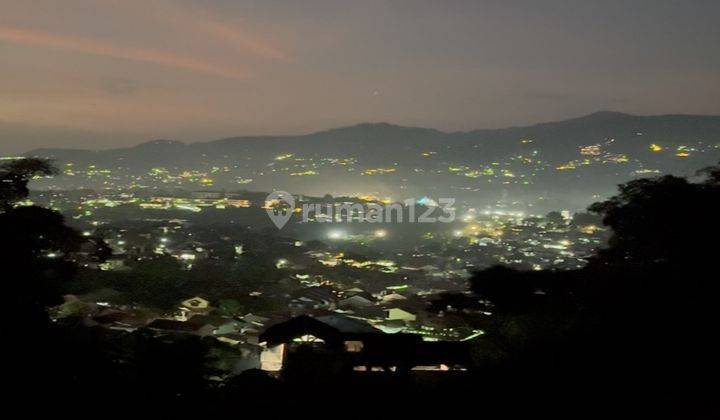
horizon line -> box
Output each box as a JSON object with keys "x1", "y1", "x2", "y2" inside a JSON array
[{"x1": 19, "y1": 110, "x2": 720, "y2": 154}]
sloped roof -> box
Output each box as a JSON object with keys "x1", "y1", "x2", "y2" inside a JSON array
[
  {"x1": 258, "y1": 315, "x2": 471, "y2": 367},
  {"x1": 291, "y1": 286, "x2": 336, "y2": 303},
  {"x1": 145, "y1": 318, "x2": 208, "y2": 332},
  {"x1": 315, "y1": 314, "x2": 379, "y2": 334},
  {"x1": 259, "y1": 315, "x2": 343, "y2": 346}
]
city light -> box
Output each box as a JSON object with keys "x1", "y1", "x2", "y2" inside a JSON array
[
  {"x1": 327, "y1": 230, "x2": 346, "y2": 240},
  {"x1": 650, "y1": 144, "x2": 664, "y2": 152}
]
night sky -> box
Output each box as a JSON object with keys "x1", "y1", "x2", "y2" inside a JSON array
[{"x1": 1, "y1": 0, "x2": 719, "y2": 152}]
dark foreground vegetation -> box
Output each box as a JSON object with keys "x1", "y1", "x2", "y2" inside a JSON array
[{"x1": 3, "y1": 158, "x2": 720, "y2": 418}]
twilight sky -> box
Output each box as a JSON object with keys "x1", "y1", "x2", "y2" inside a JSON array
[{"x1": 1, "y1": 0, "x2": 719, "y2": 153}]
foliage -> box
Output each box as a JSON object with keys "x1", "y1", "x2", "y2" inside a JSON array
[
  {"x1": 463, "y1": 162, "x2": 720, "y2": 392},
  {"x1": 588, "y1": 172, "x2": 720, "y2": 266},
  {"x1": 0, "y1": 158, "x2": 57, "y2": 208}
]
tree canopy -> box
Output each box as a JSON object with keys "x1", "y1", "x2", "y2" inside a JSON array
[{"x1": 462, "y1": 162, "x2": 720, "y2": 404}]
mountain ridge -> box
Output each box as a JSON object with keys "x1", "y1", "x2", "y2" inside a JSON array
[
  {"x1": 27, "y1": 111, "x2": 720, "y2": 155},
  {"x1": 23, "y1": 110, "x2": 720, "y2": 211}
]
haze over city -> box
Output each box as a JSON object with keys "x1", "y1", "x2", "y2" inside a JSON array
[{"x1": 3, "y1": 1, "x2": 720, "y2": 417}]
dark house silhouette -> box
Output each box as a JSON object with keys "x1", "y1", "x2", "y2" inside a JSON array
[{"x1": 259, "y1": 315, "x2": 473, "y2": 373}]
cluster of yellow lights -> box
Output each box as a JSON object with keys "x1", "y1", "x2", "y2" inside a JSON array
[
  {"x1": 579, "y1": 225, "x2": 601, "y2": 235},
  {"x1": 356, "y1": 194, "x2": 379, "y2": 202},
  {"x1": 556, "y1": 163, "x2": 576, "y2": 171},
  {"x1": 604, "y1": 154, "x2": 629, "y2": 163},
  {"x1": 464, "y1": 224, "x2": 504, "y2": 238},
  {"x1": 263, "y1": 199, "x2": 293, "y2": 210},
  {"x1": 580, "y1": 144, "x2": 602, "y2": 156},
  {"x1": 675, "y1": 146, "x2": 691, "y2": 157},
  {"x1": 355, "y1": 194, "x2": 392, "y2": 204},
  {"x1": 361, "y1": 168, "x2": 396, "y2": 176}
]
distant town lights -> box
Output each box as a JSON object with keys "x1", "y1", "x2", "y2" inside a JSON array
[
  {"x1": 327, "y1": 230, "x2": 346, "y2": 240},
  {"x1": 650, "y1": 144, "x2": 664, "y2": 152}
]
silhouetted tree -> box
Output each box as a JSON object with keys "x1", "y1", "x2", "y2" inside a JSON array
[
  {"x1": 699, "y1": 161, "x2": 720, "y2": 185},
  {"x1": 588, "y1": 172, "x2": 720, "y2": 266},
  {"x1": 461, "y1": 163, "x2": 720, "y2": 414},
  {"x1": 469, "y1": 266, "x2": 537, "y2": 312},
  {"x1": 0, "y1": 158, "x2": 56, "y2": 209},
  {"x1": 1, "y1": 159, "x2": 88, "y2": 401},
  {"x1": 1, "y1": 159, "x2": 84, "y2": 312},
  {"x1": 545, "y1": 210, "x2": 566, "y2": 226}
]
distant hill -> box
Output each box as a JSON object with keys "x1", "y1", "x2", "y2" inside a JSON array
[{"x1": 25, "y1": 112, "x2": 720, "y2": 211}]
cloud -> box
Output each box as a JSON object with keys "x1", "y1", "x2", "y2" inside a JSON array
[
  {"x1": 101, "y1": 78, "x2": 138, "y2": 96},
  {"x1": 151, "y1": 1, "x2": 288, "y2": 61},
  {"x1": 97, "y1": 0, "x2": 288, "y2": 61},
  {"x1": 187, "y1": 18, "x2": 288, "y2": 61},
  {"x1": 0, "y1": 25, "x2": 248, "y2": 80}
]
